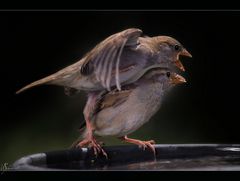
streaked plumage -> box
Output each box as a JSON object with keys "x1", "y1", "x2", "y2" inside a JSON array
[
  {"x1": 72, "y1": 68, "x2": 186, "y2": 155},
  {"x1": 15, "y1": 28, "x2": 191, "y2": 157},
  {"x1": 16, "y1": 28, "x2": 191, "y2": 94}
]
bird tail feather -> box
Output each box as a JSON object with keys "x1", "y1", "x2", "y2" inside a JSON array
[{"x1": 16, "y1": 73, "x2": 57, "y2": 94}]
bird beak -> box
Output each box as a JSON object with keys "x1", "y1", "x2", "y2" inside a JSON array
[
  {"x1": 175, "y1": 48, "x2": 192, "y2": 72},
  {"x1": 175, "y1": 59, "x2": 185, "y2": 72},
  {"x1": 180, "y1": 48, "x2": 192, "y2": 58},
  {"x1": 170, "y1": 73, "x2": 186, "y2": 85}
]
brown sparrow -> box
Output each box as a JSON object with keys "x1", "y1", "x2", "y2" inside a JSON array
[
  {"x1": 16, "y1": 28, "x2": 191, "y2": 94},
  {"x1": 16, "y1": 28, "x2": 191, "y2": 158},
  {"x1": 72, "y1": 68, "x2": 186, "y2": 157}
]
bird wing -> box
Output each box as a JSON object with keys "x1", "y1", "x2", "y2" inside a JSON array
[
  {"x1": 15, "y1": 28, "x2": 142, "y2": 94},
  {"x1": 99, "y1": 90, "x2": 131, "y2": 109},
  {"x1": 72, "y1": 84, "x2": 136, "y2": 147},
  {"x1": 93, "y1": 84, "x2": 137, "y2": 116},
  {"x1": 73, "y1": 88, "x2": 133, "y2": 140},
  {"x1": 81, "y1": 28, "x2": 142, "y2": 91}
]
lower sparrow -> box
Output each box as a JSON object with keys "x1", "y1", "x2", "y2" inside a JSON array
[{"x1": 72, "y1": 68, "x2": 186, "y2": 157}]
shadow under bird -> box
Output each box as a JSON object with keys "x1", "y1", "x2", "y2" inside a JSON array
[{"x1": 72, "y1": 68, "x2": 186, "y2": 157}]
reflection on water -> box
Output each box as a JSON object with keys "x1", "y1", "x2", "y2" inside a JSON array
[
  {"x1": 105, "y1": 156, "x2": 240, "y2": 170},
  {"x1": 218, "y1": 147, "x2": 240, "y2": 152},
  {"x1": 46, "y1": 155, "x2": 240, "y2": 171}
]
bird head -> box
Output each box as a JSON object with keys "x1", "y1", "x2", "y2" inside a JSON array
[
  {"x1": 151, "y1": 36, "x2": 192, "y2": 71},
  {"x1": 144, "y1": 68, "x2": 186, "y2": 90}
]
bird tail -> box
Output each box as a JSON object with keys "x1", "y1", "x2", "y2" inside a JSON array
[
  {"x1": 16, "y1": 73, "x2": 58, "y2": 94},
  {"x1": 16, "y1": 60, "x2": 84, "y2": 94}
]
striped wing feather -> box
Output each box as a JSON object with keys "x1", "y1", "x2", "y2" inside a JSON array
[{"x1": 82, "y1": 28, "x2": 142, "y2": 91}]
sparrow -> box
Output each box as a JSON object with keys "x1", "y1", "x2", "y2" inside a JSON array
[
  {"x1": 16, "y1": 28, "x2": 191, "y2": 157},
  {"x1": 72, "y1": 68, "x2": 186, "y2": 157},
  {"x1": 16, "y1": 28, "x2": 191, "y2": 94}
]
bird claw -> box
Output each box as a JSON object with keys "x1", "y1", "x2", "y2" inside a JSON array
[
  {"x1": 89, "y1": 140, "x2": 108, "y2": 159},
  {"x1": 138, "y1": 140, "x2": 156, "y2": 156},
  {"x1": 120, "y1": 136, "x2": 156, "y2": 157},
  {"x1": 76, "y1": 137, "x2": 108, "y2": 159}
]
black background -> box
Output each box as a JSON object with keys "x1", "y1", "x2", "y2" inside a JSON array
[{"x1": 0, "y1": 11, "x2": 240, "y2": 163}]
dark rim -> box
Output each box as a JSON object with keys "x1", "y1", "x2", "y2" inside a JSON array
[{"x1": 11, "y1": 144, "x2": 240, "y2": 171}]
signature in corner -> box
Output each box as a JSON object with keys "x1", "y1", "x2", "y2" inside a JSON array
[{"x1": 1, "y1": 163, "x2": 9, "y2": 174}]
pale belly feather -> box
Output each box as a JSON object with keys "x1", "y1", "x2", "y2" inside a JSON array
[{"x1": 93, "y1": 83, "x2": 163, "y2": 137}]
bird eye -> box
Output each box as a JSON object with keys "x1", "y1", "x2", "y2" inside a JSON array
[
  {"x1": 166, "y1": 72, "x2": 171, "y2": 78},
  {"x1": 174, "y1": 44, "x2": 180, "y2": 51}
]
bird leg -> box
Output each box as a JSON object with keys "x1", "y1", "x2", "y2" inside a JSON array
[
  {"x1": 77, "y1": 120, "x2": 107, "y2": 158},
  {"x1": 76, "y1": 92, "x2": 108, "y2": 158},
  {"x1": 119, "y1": 136, "x2": 156, "y2": 156}
]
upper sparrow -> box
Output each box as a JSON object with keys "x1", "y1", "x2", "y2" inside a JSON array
[{"x1": 16, "y1": 28, "x2": 191, "y2": 94}]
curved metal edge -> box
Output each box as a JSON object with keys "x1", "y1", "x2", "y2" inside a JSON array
[
  {"x1": 10, "y1": 144, "x2": 240, "y2": 171},
  {"x1": 11, "y1": 148, "x2": 89, "y2": 171},
  {"x1": 11, "y1": 153, "x2": 47, "y2": 171}
]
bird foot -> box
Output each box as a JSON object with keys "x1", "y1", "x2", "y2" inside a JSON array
[
  {"x1": 138, "y1": 140, "x2": 156, "y2": 154},
  {"x1": 76, "y1": 137, "x2": 108, "y2": 159},
  {"x1": 120, "y1": 136, "x2": 156, "y2": 156}
]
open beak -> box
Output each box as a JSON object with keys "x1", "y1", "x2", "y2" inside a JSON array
[
  {"x1": 175, "y1": 59, "x2": 185, "y2": 72},
  {"x1": 180, "y1": 48, "x2": 192, "y2": 58},
  {"x1": 174, "y1": 48, "x2": 192, "y2": 72},
  {"x1": 170, "y1": 73, "x2": 186, "y2": 85}
]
